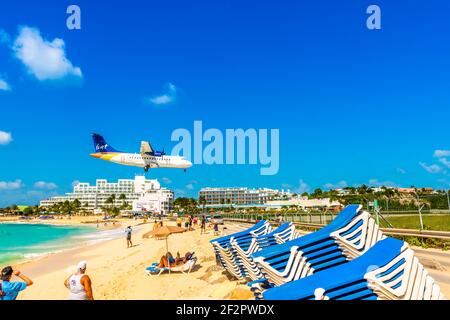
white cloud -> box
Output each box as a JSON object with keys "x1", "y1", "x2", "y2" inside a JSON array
[
  {"x1": 368, "y1": 179, "x2": 398, "y2": 187},
  {"x1": 0, "y1": 189, "x2": 58, "y2": 207},
  {"x1": 324, "y1": 180, "x2": 348, "y2": 190},
  {"x1": 34, "y1": 181, "x2": 58, "y2": 190},
  {"x1": 12, "y1": 26, "x2": 82, "y2": 81},
  {"x1": 186, "y1": 183, "x2": 195, "y2": 190},
  {"x1": 419, "y1": 162, "x2": 443, "y2": 174},
  {"x1": 161, "y1": 177, "x2": 172, "y2": 184},
  {"x1": 293, "y1": 179, "x2": 310, "y2": 194},
  {"x1": 432, "y1": 149, "x2": 450, "y2": 169},
  {"x1": 148, "y1": 83, "x2": 177, "y2": 105},
  {"x1": 0, "y1": 179, "x2": 23, "y2": 190},
  {"x1": 184, "y1": 180, "x2": 198, "y2": 190},
  {"x1": 419, "y1": 150, "x2": 450, "y2": 175},
  {"x1": 396, "y1": 168, "x2": 406, "y2": 174},
  {"x1": 438, "y1": 157, "x2": 450, "y2": 169},
  {"x1": 0, "y1": 78, "x2": 11, "y2": 91},
  {"x1": 71, "y1": 180, "x2": 81, "y2": 187},
  {"x1": 433, "y1": 150, "x2": 450, "y2": 158},
  {"x1": 151, "y1": 95, "x2": 171, "y2": 105},
  {"x1": 174, "y1": 189, "x2": 187, "y2": 197},
  {"x1": 0, "y1": 131, "x2": 12, "y2": 145}
]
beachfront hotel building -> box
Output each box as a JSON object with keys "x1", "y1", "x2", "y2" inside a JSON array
[
  {"x1": 198, "y1": 187, "x2": 292, "y2": 206},
  {"x1": 265, "y1": 197, "x2": 342, "y2": 211},
  {"x1": 132, "y1": 187, "x2": 173, "y2": 215},
  {"x1": 40, "y1": 176, "x2": 173, "y2": 215}
]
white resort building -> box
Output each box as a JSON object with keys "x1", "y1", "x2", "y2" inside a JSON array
[
  {"x1": 40, "y1": 176, "x2": 173, "y2": 215},
  {"x1": 265, "y1": 197, "x2": 342, "y2": 211},
  {"x1": 198, "y1": 187, "x2": 292, "y2": 206}
]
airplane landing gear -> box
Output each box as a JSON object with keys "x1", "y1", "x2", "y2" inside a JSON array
[
  {"x1": 144, "y1": 165, "x2": 150, "y2": 172},
  {"x1": 184, "y1": 169, "x2": 187, "y2": 173}
]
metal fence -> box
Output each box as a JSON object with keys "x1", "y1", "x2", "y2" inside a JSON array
[
  {"x1": 222, "y1": 216, "x2": 450, "y2": 240},
  {"x1": 220, "y1": 211, "x2": 336, "y2": 225},
  {"x1": 218, "y1": 209, "x2": 450, "y2": 232}
]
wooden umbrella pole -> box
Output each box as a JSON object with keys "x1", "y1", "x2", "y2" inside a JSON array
[{"x1": 166, "y1": 237, "x2": 170, "y2": 274}]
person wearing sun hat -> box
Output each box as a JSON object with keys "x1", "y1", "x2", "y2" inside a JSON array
[
  {"x1": 0, "y1": 266, "x2": 33, "y2": 300},
  {"x1": 64, "y1": 261, "x2": 94, "y2": 300}
]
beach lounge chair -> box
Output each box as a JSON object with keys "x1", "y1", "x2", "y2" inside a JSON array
[
  {"x1": 248, "y1": 204, "x2": 385, "y2": 298},
  {"x1": 145, "y1": 253, "x2": 198, "y2": 276},
  {"x1": 262, "y1": 237, "x2": 444, "y2": 300},
  {"x1": 230, "y1": 222, "x2": 299, "y2": 281},
  {"x1": 210, "y1": 220, "x2": 272, "y2": 279}
]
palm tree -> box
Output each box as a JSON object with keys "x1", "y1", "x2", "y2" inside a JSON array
[
  {"x1": 105, "y1": 195, "x2": 116, "y2": 218},
  {"x1": 72, "y1": 199, "x2": 81, "y2": 215},
  {"x1": 111, "y1": 194, "x2": 116, "y2": 208},
  {"x1": 32, "y1": 205, "x2": 40, "y2": 215},
  {"x1": 62, "y1": 200, "x2": 73, "y2": 218},
  {"x1": 187, "y1": 198, "x2": 197, "y2": 214},
  {"x1": 10, "y1": 204, "x2": 19, "y2": 215},
  {"x1": 57, "y1": 202, "x2": 64, "y2": 214},
  {"x1": 312, "y1": 188, "x2": 323, "y2": 198},
  {"x1": 199, "y1": 195, "x2": 206, "y2": 214},
  {"x1": 118, "y1": 194, "x2": 127, "y2": 210},
  {"x1": 23, "y1": 207, "x2": 33, "y2": 216},
  {"x1": 82, "y1": 202, "x2": 89, "y2": 215},
  {"x1": 51, "y1": 202, "x2": 63, "y2": 214}
]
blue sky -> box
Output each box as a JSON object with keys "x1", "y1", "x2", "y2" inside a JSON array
[{"x1": 0, "y1": 0, "x2": 450, "y2": 206}]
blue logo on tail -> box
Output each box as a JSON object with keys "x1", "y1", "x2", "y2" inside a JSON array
[{"x1": 92, "y1": 133, "x2": 121, "y2": 153}]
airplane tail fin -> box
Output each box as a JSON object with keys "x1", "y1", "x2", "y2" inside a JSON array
[{"x1": 92, "y1": 133, "x2": 120, "y2": 153}]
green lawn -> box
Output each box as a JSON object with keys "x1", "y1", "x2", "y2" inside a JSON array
[{"x1": 381, "y1": 214, "x2": 450, "y2": 231}]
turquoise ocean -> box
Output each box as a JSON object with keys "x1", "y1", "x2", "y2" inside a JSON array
[{"x1": 0, "y1": 223, "x2": 122, "y2": 266}]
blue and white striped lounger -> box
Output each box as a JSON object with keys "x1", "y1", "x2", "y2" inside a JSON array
[
  {"x1": 249, "y1": 204, "x2": 385, "y2": 297},
  {"x1": 210, "y1": 220, "x2": 272, "y2": 279},
  {"x1": 262, "y1": 237, "x2": 444, "y2": 300},
  {"x1": 231, "y1": 222, "x2": 299, "y2": 280},
  {"x1": 145, "y1": 252, "x2": 198, "y2": 276}
]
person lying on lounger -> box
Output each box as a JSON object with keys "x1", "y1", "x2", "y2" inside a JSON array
[
  {"x1": 175, "y1": 251, "x2": 193, "y2": 264},
  {"x1": 157, "y1": 252, "x2": 193, "y2": 268}
]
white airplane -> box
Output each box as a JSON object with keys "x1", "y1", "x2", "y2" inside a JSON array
[{"x1": 90, "y1": 133, "x2": 192, "y2": 172}]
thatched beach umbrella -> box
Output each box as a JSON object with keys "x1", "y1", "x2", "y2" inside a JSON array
[{"x1": 142, "y1": 225, "x2": 185, "y2": 254}]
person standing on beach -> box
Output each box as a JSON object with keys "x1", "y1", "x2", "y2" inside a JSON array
[
  {"x1": 277, "y1": 214, "x2": 283, "y2": 226},
  {"x1": 213, "y1": 222, "x2": 219, "y2": 235},
  {"x1": 188, "y1": 215, "x2": 193, "y2": 231},
  {"x1": 201, "y1": 215, "x2": 206, "y2": 234},
  {"x1": 125, "y1": 226, "x2": 133, "y2": 248},
  {"x1": 64, "y1": 261, "x2": 93, "y2": 300},
  {"x1": 0, "y1": 266, "x2": 33, "y2": 300},
  {"x1": 184, "y1": 216, "x2": 189, "y2": 231}
]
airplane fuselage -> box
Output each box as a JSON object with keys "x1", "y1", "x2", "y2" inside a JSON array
[{"x1": 90, "y1": 152, "x2": 192, "y2": 169}]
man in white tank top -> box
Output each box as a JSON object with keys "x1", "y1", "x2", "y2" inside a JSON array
[{"x1": 64, "y1": 261, "x2": 94, "y2": 300}]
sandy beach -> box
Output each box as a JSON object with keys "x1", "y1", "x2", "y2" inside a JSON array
[
  {"x1": 0, "y1": 215, "x2": 128, "y2": 226},
  {"x1": 9, "y1": 219, "x2": 253, "y2": 300},
  {"x1": 2, "y1": 217, "x2": 449, "y2": 300}
]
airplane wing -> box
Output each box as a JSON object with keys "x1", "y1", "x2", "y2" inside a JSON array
[
  {"x1": 140, "y1": 141, "x2": 159, "y2": 167},
  {"x1": 140, "y1": 141, "x2": 154, "y2": 155}
]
